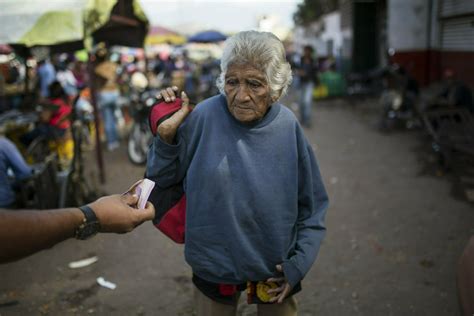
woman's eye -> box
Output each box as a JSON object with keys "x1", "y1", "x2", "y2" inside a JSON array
[
  {"x1": 248, "y1": 81, "x2": 262, "y2": 89},
  {"x1": 226, "y1": 79, "x2": 238, "y2": 86}
]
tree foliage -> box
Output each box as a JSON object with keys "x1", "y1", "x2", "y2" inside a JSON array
[{"x1": 293, "y1": 0, "x2": 339, "y2": 26}]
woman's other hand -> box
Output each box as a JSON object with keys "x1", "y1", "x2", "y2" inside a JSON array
[{"x1": 266, "y1": 264, "x2": 292, "y2": 304}]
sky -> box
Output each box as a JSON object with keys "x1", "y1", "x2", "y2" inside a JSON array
[{"x1": 139, "y1": 0, "x2": 302, "y2": 34}]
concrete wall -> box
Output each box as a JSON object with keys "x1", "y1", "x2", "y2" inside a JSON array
[
  {"x1": 388, "y1": 0, "x2": 430, "y2": 51},
  {"x1": 388, "y1": 0, "x2": 442, "y2": 85},
  {"x1": 319, "y1": 12, "x2": 343, "y2": 57}
]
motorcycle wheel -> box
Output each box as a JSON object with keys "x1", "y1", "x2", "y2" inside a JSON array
[{"x1": 127, "y1": 123, "x2": 150, "y2": 165}]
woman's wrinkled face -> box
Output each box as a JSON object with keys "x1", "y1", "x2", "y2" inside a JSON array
[{"x1": 224, "y1": 63, "x2": 273, "y2": 123}]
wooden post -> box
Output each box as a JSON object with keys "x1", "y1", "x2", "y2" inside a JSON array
[{"x1": 87, "y1": 54, "x2": 106, "y2": 184}]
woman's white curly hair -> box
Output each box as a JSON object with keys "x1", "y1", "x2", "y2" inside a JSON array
[{"x1": 216, "y1": 31, "x2": 293, "y2": 101}]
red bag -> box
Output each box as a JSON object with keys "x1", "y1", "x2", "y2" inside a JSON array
[{"x1": 147, "y1": 98, "x2": 187, "y2": 243}]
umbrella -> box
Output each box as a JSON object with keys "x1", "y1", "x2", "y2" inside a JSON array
[
  {"x1": 0, "y1": 0, "x2": 148, "y2": 50},
  {"x1": 146, "y1": 25, "x2": 186, "y2": 45},
  {"x1": 188, "y1": 30, "x2": 227, "y2": 43}
]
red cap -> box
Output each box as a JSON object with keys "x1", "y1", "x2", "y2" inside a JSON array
[{"x1": 443, "y1": 68, "x2": 455, "y2": 79}]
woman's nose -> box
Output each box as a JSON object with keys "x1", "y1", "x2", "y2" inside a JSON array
[{"x1": 235, "y1": 84, "x2": 250, "y2": 101}]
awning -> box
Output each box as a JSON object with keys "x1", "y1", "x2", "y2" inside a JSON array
[{"x1": 0, "y1": 0, "x2": 149, "y2": 50}]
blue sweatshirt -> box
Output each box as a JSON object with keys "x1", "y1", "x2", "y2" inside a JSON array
[{"x1": 146, "y1": 94, "x2": 328, "y2": 287}]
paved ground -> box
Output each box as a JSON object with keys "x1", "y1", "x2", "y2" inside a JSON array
[{"x1": 1, "y1": 97, "x2": 473, "y2": 315}]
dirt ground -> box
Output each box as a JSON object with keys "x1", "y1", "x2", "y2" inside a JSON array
[{"x1": 1, "y1": 97, "x2": 473, "y2": 316}]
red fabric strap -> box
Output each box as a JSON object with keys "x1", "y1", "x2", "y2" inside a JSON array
[
  {"x1": 219, "y1": 284, "x2": 237, "y2": 296},
  {"x1": 149, "y1": 99, "x2": 183, "y2": 136},
  {"x1": 155, "y1": 194, "x2": 186, "y2": 244}
]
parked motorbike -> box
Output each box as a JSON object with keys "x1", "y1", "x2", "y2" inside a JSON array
[
  {"x1": 127, "y1": 88, "x2": 157, "y2": 165},
  {"x1": 346, "y1": 68, "x2": 385, "y2": 97},
  {"x1": 378, "y1": 65, "x2": 420, "y2": 130}
]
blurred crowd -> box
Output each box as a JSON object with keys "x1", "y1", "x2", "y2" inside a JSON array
[{"x1": 0, "y1": 42, "x2": 225, "y2": 209}]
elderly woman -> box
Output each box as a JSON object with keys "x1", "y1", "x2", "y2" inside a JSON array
[{"x1": 147, "y1": 31, "x2": 328, "y2": 316}]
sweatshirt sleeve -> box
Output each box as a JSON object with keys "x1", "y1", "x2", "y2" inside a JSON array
[
  {"x1": 145, "y1": 131, "x2": 188, "y2": 189},
  {"x1": 1, "y1": 137, "x2": 32, "y2": 180},
  {"x1": 282, "y1": 144, "x2": 329, "y2": 288}
]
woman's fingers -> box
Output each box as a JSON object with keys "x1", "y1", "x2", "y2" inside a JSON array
[
  {"x1": 277, "y1": 285, "x2": 290, "y2": 303},
  {"x1": 266, "y1": 277, "x2": 285, "y2": 283},
  {"x1": 267, "y1": 285, "x2": 285, "y2": 294},
  {"x1": 166, "y1": 87, "x2": 177, "y2": 100},
  {"x1": 268, "y1": 283, "x2": 291, "y2": 303},
  {"x1": 157, "y1": 86, "x2": 179, "y2": 102}
]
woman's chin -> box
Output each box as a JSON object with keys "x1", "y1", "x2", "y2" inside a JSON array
[
  {"x1": 231, "y1": 108, "x2": 260, "y2": 123},
  {"x1": 233, "y1": 113, "x2": 258, "y2": 123}
]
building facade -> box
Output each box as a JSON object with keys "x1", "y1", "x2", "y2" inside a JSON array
[{"x1": 338, "y1": 0, "x2": 474, "y2": 87}]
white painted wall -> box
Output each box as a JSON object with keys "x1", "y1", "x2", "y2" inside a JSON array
[
  {"x1": 293, "y1": 11, "x2": 343, "y2": 57},
  {"x1": 388, "y1": 0, "x2": 443, "y2": 51},
  {"x1": 320, "y1": 12, "x2": 343, "y2": 56},
  {"x1": 292, "y1": 26, "x2": 320, "y2": 55}
]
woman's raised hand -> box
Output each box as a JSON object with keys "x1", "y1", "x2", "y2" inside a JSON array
[{"x1": 156, "y1": 86, "x2": 192, "y2": 144}]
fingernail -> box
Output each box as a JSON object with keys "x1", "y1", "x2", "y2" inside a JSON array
[
  {"x1": 171, "y1": 96, "x2": 175, "y2": 101},
  {"x1": 165, "y1": 98, "x2": 170, "y2": 101}
]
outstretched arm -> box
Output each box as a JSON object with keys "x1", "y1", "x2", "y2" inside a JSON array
[{"x1": 0, "y1": 194, "x2": 155, "y2": 264}]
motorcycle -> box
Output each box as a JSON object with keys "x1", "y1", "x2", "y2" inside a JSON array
[
  {"x1": 346, "y1": 68, "x2": 385, "y2": 98},
  {"x1": 378, "y1": 65, "x2": 420, "y2": 130},
  {"x1": 127, "y1": 88, "x2": 157, "y2": 165}
]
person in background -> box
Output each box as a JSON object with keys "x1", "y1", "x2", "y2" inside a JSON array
[
  {"x1": 47, "y1": 81, "x2": 72, "y2": 136},
  {"x1": 0, "y1": 192, "x2": 155, "y2": 264},
  {"x1": 436, "y1": 68, "x2": 473, "y2": 113},
  {"x1": 72, "y1": 60, "x2": 88, "y2": 89},
  {"x1": 296, "y1": 45, "x2": 318, "y2": 128},
  {"x1": 56, "y1": 62, "x2": 78, "y2": 98},
  {"x1": 0, "y1": 136, "x2": 33, "y2": 208},
  {"x1": 94, "y1": 45, "x2": 120, "y2": 151},
  {"x1": 37, "y1": 58, "x2": 56, "y2": 98},
  {"x1": 20, "y1": 81, "x2": 72, "y2": 146}
]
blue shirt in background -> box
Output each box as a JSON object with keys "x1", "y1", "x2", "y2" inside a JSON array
[{"x1": 0, "y1": 137, "x2": 32, "y2": 207}]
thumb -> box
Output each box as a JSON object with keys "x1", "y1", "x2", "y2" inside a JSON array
[
  {"x1": 181, "y1": 91, "x2": 191, "y2": 112},
  {"x1": 122, "y1": 193, "x2": 139, "y2": 206},
  {"x1": 138, "y1": 201, "x2": 155, "y2": 221},
  {"x1": 124, "y1": 179, "x2": 142, "y2": 195}
]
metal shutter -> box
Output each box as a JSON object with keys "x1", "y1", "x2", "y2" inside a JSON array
[
  {"x1": 441, "y1": 16, "x2": 474, "y2": 51},
  {"x1": 440, "y1": 0, "x2": 474, "y2": 18}
]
